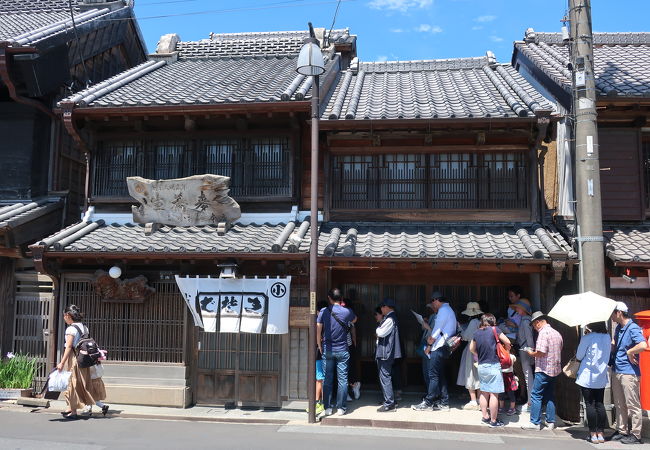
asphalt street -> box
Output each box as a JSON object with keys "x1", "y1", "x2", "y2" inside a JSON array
[{"x1": 0, "y1": 408, "x2": 605, "y2": 450}]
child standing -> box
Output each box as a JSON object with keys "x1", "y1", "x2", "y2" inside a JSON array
[{"x1": 499, "y1": 353, "x2": 518, "y2": 416}]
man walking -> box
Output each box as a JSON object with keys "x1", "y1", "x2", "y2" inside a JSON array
[
  {"x1": 376, "y1": 298, "x2": 401, "y2": 412},
  {"x1": 316, "y1": 288, "x2": 356, "y2": 419},
  {"x1": 521, "y1": 311, "x2": 563, "y2": 431},
  {"x1": 609, "y1": 301, "x2": 647, "y2": 444},
  {"x1": 412, "y1": 291, "x2": 456, "y2": 412}
]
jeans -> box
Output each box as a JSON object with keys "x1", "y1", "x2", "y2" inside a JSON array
[
  {"x1": 424, "y1": 347, "x2": 448, "y2": 406},
  {"x1": 322, "y1": 350, "x2": 350, "y2": 410},
  {"x1": 518, "y1": 350, "x2": 535, "y2": 405},
  {"x1": 377, "y1": 358, "x2": 395, "y2": 406},
  {"x1": 421, "y1": 355, "x2": 430, "y2": 388},
  {"x1": 529, "y1": 372, "x2": 557, "y2": 425},
  {"x1": 581, "y1": 387, "x2": 608, "y2": 433}
]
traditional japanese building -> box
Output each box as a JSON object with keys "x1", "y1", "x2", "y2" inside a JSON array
[
  {"x1": 32, "y1": 27, "x2": 577, "y2": 408},
  {"x1": 512, "y1": 28, "x2": 650, "y2": 421},
  {"x1": 0, "y1": 0, "x2": 146, "y2": 386}
]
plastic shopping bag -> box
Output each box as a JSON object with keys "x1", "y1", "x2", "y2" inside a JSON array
[{"x1": 48, "y1": 370, "x2": 72, "y2": 392}]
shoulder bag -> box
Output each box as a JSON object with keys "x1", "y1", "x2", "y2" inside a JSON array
[
  {"x1": 492, "y1": 326, "x2": 511, "y2": 369},
  {"x1": 562, "y1": 356, "x2": 580, "y2": 378}
]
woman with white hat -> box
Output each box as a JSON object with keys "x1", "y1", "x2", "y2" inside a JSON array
[{"x1": 456, "y1": 301, "x2": 483, "y2": 410}]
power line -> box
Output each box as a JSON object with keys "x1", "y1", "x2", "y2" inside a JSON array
[
  {"x1": 68, "y1": 0, "x2": 91, "y2": 87},
  {"x1": 112, "y1": 0, "x2": 356, "y2": 21},
  {"x1": 326, "y1": 0, "x2": 343, "y2": 46}
]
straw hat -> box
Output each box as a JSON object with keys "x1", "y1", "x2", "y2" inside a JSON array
[{"x1": 461, "y1": 301, "x2": 483, "y2": 316}]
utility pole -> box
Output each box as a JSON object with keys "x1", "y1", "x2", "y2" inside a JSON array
[{"x1": 569, "y1": 0, "x2": 606, "y2": 296}]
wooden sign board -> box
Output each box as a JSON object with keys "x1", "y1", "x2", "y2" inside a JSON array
[
  {"x1": 127, "y1": 174, "x2": 241, "y2": 227},
  {"x1": 289, "y1": 307, "x2": 311, "y2": 328}
]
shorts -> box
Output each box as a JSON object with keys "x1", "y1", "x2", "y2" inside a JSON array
[
  {"x1": 316, "y1": 359, "x2": 324, "y2": 381},
  {"x1": 478, "y1": 362, "x2": 504, "y2": 394}
]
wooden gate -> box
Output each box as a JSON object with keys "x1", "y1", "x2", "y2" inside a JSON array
[
  {"x1": 12, "y1": 268, "x2": 54, "y2": 391},
  {"x1": 197, "y1": 329, "x2": 282, "y2": 407}
]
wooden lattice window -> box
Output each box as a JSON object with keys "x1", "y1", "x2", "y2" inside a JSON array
[{"x1": 331, "y1": 152, "x2": 527, "y2": 210}]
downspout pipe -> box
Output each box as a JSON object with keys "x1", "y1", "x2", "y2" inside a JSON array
[
  {"x1": 531, "y1": 114, "x2": 551, "y2": 223},
  {"x1": 0, "y1": 43, "x2": 56, "y2": 120},
  {"x1": 60, "y1": 101, "x2": 91, "y2": 213}
]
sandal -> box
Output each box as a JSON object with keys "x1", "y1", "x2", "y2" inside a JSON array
[
  {"x1": 63, "y1": 414, "x2": 79, "y2": 420},
  {"x1": 60, "y1": 410, "x2": 73, "y2": 416},
  {"x1": 101, "y1": 405, "x2": 109, "y2": 416}
]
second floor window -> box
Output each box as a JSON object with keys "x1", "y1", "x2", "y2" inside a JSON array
[
  {"x1": 93, "y1": 137, "x2": 292, "y2": 200},
  {"x1": 331, "y1": 152, "x2": 527, "y2": 210}
]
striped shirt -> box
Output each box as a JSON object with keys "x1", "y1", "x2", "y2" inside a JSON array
[{"x1": 535, "y1": 324, "x2": 563, "y2": 377}]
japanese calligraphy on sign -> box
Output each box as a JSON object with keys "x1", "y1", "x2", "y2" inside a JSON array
[{"x1": 127, "y1": 174, "x2": 241, "y2": 226}]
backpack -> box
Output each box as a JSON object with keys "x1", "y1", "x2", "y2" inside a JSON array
[{"x1": 71, "y1": 324, "x2": 101, "y2": 368}]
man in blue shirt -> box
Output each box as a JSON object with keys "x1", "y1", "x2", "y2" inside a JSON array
[
  {"x1": 316, "y1": 288, "x2": 356, "y2": 419},
  {"x1": 609, "y1": 301, "x2": 647, "y2": 444},
  {"x1": 412, "y1": 291, "x2": 457, "y2": 411}
]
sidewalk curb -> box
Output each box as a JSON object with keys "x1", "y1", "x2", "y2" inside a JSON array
[{"x1": 321, "y1": 416, "x2": 574, "y2": 439}]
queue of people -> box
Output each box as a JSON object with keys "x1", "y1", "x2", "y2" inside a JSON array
[{"x1": 315, "y1": 287, "x2": 648, "y2": 444}]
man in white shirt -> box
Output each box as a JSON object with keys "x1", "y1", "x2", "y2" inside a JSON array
[{"x1": 412, "y1": 291, "x2": 457, "y2": 411}]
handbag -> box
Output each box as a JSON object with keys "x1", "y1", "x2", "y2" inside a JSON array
[
  {"x1": 492, "y1": 327, "x2": 511, "y2": 369},
  {"x1": 562, "y1": 356, "x2": 580, "y2": 378},
  {"x1": 445, "y1": 334, "x2": 462, "y2": 355}
]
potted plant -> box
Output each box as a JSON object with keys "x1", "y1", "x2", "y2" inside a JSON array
[{"x1": 0, "y1": 352, "x2": 36, "y2": 399}]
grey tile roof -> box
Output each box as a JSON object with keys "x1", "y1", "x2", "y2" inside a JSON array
[
  {"x1": 38, "y1": 220, "x2": 312, "y2": 254},
  {"x1": 0, "y1": 1, "x2": 131, "y2": 46},
  {"x1": 39, "y1": 219, "x2": 572, "y2": 261},
  {"x1": 0, "y1": 200, "x2": 62, "y2": 231},
  {"x1": 72, "y1": 56, "x2": 322, "y2": 107},
  {"x1": 59, "y1": 28, "x2": 350, "y2": 108},
  {"x1": 604, "y1": 223, "x2": 650, "y2": 264},
  {"x1": 515, "y1": 31, "x2": 650, "y2": 98},
  {"x1": 322, "y1": 55, "x2": 554, "y2": 121},
  {"x1": 177, "y1": 29, "x2": 354, "y2": 59},
  {"x1": 318, "y1": 222, "x2": 571, "y2": 260}
]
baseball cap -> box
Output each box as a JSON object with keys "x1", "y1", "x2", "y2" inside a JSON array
[
  {"x1": 381, "y1": 298, "x2": 397, "y2": 308},
  {"x1": 615, "y1": 301, "x2": 628, "y2": 313},
  {"x1": 431, "y1": 291, "x2": 443, "y2": 300}
]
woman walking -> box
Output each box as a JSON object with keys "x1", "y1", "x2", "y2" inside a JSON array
[
  {"x1": 470, "y1": 313, "x2": 511, "y2": 428},
  {"x1": 576, "y1": 322, "x2": 611, "y2": 444},
  {"x1": 456, "y1": 301, "x2": 482, "y2": 410},
  {"x1": 56, "y1": 305, "x2": 108, "y2": 419}
]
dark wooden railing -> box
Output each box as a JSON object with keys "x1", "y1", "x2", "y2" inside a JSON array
[
  {"x1": 331, "y1": 152, "x2": 527, "y2": 210},
  {"x1": 644, "y1": 140, "x2": 650, "y2": 213},
  {"x1": 92, "y1": 137, "x2": 292, "y2": 199}
]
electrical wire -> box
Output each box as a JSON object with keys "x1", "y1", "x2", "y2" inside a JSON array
[
  {"x1": 326, "y1": 0, "x2": 343, "y2": 46},
  {"x1": 99, "y1": 0, "x2": 355, "y2": 22},
  {"x1": 68, "y1": 0, "x2": 91, "y2": 88}
]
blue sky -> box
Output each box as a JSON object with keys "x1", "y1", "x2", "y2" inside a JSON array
[{"x1": 133, "y1": 0, "x2": 649, "y2": 63}]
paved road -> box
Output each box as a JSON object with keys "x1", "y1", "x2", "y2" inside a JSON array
[{"x1": 0, "y1": 408, "x2": 611, "y2": 449}]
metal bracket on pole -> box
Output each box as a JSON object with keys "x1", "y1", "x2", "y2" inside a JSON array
[{"x1": 574, "y1": 236, "x2": 604, "y2": 242}]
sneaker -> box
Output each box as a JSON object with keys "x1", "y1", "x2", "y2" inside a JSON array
[
  {"x1": 545, "y1": 422, "x2": 556, "y2": 430},
  {"x1": 506, "y1": 408, "x2": 517, "y2": 416},
  {"x1": 347, "y1": 393, "x2": 353, "y2": 401},
  {"x1": 621, "y1": 435, "x2": 643, "y2": 445},
  {"x1": 432, "y1": 403, "x2": 450, "y2": 411},
  {"x1": 597, "y1": 435, "x2": 605, "y2": 444},
  {"x1": 316, "y1": 408, "x2": 332, "y2": 421},
  {"x1": 377, "y1": 404, "x2": 397, "y2": 413},
  {"x1": 521, "y1": 422, "x2": 541, "y2": 430},
  {"x1": 488, "y1": 420, "x2": 505, "y2": 428},
  {"x1": 352, "y1": 382, "x2": 361, "y2": 400},
  {"x1": 481, "y1": 417, "x2": 491, "y2": 425},
  {"x1": 519, "y1": 404, "x2": 529, "y2": 413},
  {"x1": 411, "y1": 401, "x2": 432, "y2": 411},
  {"x1": 498, "y1": 407, "x2": 505, "y2": 414},
  {"x1": 315, "y1": 402, "x2": 325, "y2": 415},
  {"x1": 335, "y1": 408, "x2": 347, "y2": 416},
  {"x1": 609, "y1": 431, "x2": 628, "y2": 441},
  {"x1": 462, "y1": 401, "x2": 479, "y2": 410}
]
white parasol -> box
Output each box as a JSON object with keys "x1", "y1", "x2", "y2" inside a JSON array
[{"x1": 547, "y1": 291, "x2": 617, "y2": 327}]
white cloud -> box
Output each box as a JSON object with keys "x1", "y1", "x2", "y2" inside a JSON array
[
  {"x1": 475, "y1": 15, "x2": 497, "y2": 23},
  {"x1": 471, "y1": 26, "x2": 483, "y2": 31},
  {"x1": 415, "y1": 24, "x2": 443, "y2": 33},
  {"x1": 390, "y1": 28, "x2": 405, "y2": 33},
  {"x1": 368, "y1": 0, "x2": 433, "y2": 12},
  {"x1": 376, "y1": 55, "x2": 389, "y2": 62},
  {"x1": 490, "y1": 35, "x2": 504, "y2": 42}
]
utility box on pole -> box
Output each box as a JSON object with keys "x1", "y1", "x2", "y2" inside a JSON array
[{"x1": 569, "y1": 0, "x2": 606, "y2": 296}]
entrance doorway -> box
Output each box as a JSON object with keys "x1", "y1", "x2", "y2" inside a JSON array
[{"x1": 196, "y1": 330, "x2": 282, "y2": 407}]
